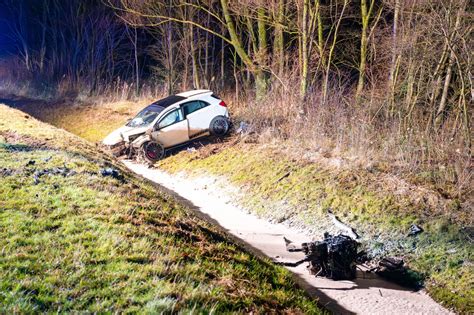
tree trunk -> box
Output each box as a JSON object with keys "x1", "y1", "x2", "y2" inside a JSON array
[
  {"x1": 388, "y1": 0, "x2": 400, "y2": 84},
  {"x1": 167, "y1": 23, "x2": 174, "y2": 95},
  {"x1": 300, "y1": 0, "x2": 309, "y2": 98},
  {"x1": 204, "y1": 13, "x2": 210, "y2": 86},
  {"x1": 273, "y1": 0, "x2": 285, "y2": 79},
  {"x1": 356, "y1": 0, "x2": 370, "y2": 98},
  {"x1": 190, "y1": 24, "x2": 201, "y2": 89},
  {"x1": 220, "y1": 0, "x2": 265, "y2": 98},
  {"x1": 388, "y1": 0, "x2": 400, "y2": 110},
  {"x1": 322, "y1": 0, "x2": 348, "y2": 103},
  {"x1": 256, "y1": 6, "x2": 268, "y2": 99},
  {"x1": 435, "y1": 7, "x2": 462, "y2": 127},
  {"x1": 133, "y1": 27, "x2": 139, "y2": 95}
]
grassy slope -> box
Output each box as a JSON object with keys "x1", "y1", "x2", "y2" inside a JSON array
[
  {"x1": 6, "y1": 98, "x2": 472, "y2": 313},
  {"x1": 157, "y1": 144, "x2": 473, "y2": 313},
  {"x1": 0, "y1": 105, "x2": 322, "y2": 313}
]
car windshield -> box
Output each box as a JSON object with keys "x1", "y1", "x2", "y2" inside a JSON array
[{"x1": 127, "y1": 104, "x2": 165, "y2": 127}]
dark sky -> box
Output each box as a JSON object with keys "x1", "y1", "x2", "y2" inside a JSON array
[{"x1": 0, "y1": 1, "x2": 16, "y2": 56}]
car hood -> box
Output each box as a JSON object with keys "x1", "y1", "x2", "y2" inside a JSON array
[{"x1": 102, "y1": 125, "x2": 149, "y2": 145}]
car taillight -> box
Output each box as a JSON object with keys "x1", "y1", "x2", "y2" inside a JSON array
[{"x1": 219, "y1": 100, "x2": 227, "y2": 107}]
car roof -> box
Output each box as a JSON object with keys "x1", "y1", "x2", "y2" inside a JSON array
[
  {"x1": 150, "y1": 90, "x2": 214, "y2": 111},
  {"x1": 176, "y1": 89, "x2": 212, "y2": 98},
  {"x1": 151, "y1": 95, "x2": 187, "y2": 108}
]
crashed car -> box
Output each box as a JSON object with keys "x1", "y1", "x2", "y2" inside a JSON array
[{"x1": 103, "y1": 89, "x2": 230, "y2": 162}]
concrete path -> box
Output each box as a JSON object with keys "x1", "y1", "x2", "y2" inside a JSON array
[{"x1": 123, "y1": 160, "x2": 452, "y2": 315}]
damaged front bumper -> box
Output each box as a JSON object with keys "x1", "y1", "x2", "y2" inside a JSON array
[
  {"x1": 104, "y1": 142, "x2": 127, "y2": 157},
  {"x1": 103, "y1": 133, "x2": 151, "y2": 159}
]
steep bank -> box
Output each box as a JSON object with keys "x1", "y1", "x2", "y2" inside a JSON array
[
  {"x1": 0, "y1": 104, "x2": 322, "y2": 313},
  {"x1": 124, "y1": 159, "x2": 452, "y2": 315},
  {"x1": 2, "y1": 95, "x2": 472, "y2": 313},
  {"x1": 156, "y1": 141, "x2": 473, "y2": 313}
]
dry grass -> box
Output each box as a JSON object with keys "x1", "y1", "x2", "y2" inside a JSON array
[
  {"x1": 156, "y1": 141, "x2": 473, "y2": 314},
  {"x1": 0, "y1": 84, "x2": 471, "y2": 313},
  {"x1": 224, "y1": 87, "x2": 472, "y2": 211}
]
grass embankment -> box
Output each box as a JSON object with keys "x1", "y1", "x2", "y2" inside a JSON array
[
  {"x1": 0, "y1": 94, "x2": 151, "y2": 142},
  {"x1": 156, "y1": 144, "x2": 473, "y2": 313},
  {"x1": 0, "y1": 105, "x2": 322, "y2": 313},
  {"x1": 4, "y1": 97, "x2": 472, "y2": 313}
]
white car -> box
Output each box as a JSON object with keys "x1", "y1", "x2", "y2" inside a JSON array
[{"x1": 103, "y1": 89, "x2": 230, "y2": 162}]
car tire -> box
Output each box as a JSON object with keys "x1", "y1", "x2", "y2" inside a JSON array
[
  {"x1": 140, "y1": 141, "x2": 164, "y2": 163},
  {"x1": 209, "y1": 116, "x2": 230, "y2": 137}
]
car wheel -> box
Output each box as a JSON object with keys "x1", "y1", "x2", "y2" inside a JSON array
[
  {"x1": 141, "y1": 141, "x2": 164, "y2": 163},
  {"x1": 209, "y1": 116, "x2": 230, "y2": 137}
]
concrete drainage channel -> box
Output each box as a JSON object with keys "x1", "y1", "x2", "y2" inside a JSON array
[{"x1": 122, "y1": 160, "x2": 452, "y2": 315}]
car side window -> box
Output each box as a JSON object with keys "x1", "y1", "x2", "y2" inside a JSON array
[
  {"x1": 157, "y1": 109, "x2": 183, "y2": 129},
  {"x1": 182, "y1": 101, "x2": 209, "y2": 117}
]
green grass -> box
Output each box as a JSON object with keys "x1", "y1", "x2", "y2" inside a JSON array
[
  {"x1": 3, "y1": 98, "x2": 472, "y2": 313},
  {"x1": 0, "y1": 105, "x2": 323, "y2": 313},
  {"x1": 156, "y1": 145, "x2": 474, "y2": 314}
]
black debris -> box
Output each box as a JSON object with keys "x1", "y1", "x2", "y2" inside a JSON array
[
  {"x1": 1, "y1": 168, "x2": 13, "y2": 176},
  {"x1": 323, "y1": 234, "x2": 359, "y2": 280},
  {"x1": 279, "y1": 233, "x2": 359, "y2": 280},
  {"x1": 376, "y1": 257, "x2": 409, "y2": 284},
  {"x1": 32, "y1": 166, "x2": 76, "y2": 184},
  {"x1": 379, "y1": 256, "x2": 404, "y2": 270},
  {"x1": 33, "y1": 173, "x2": 40, "y2": 185},
  {"x1": 374, "y1": 256, "x2": 424, "y2": 288},
  {"x1": 100, "y1": 167, "x2": 124, "y2": 181},
  {"x1": 26, "y1": 160, "x2": 35, "y2": 166},
  {"x1": 408, "y1": 224, "x2": 423, "y2": 236},
  {"x1": 355, "y1": 250, "x2": 369, "y2": 264}
]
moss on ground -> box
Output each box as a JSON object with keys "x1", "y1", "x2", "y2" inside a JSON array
[
  {"x1": 0, "y1": 105, "x2": 323, "y2": 313},
  {"x1": 156, "y1": 145, "x2": 473, "y2": 314}
]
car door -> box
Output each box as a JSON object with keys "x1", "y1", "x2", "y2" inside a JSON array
[
  {"x1": 182, "y1": 100, "x2": 212, "y2": 139},
  {"x1": 151, "y1": 108, "x2": 189, "y2": 148}
]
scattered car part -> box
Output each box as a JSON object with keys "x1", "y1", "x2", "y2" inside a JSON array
[
  {"x1": 278, "y1": 233, "x2": 359, "y2": 280},
  {"x1": 32, "y1": 166, "x2": 77, "y2": 184},
  {"x1": 236, "y1": 121, "x2": 251, "y2": 134},
  {"x1": 100, "y1": 167, "x2": 124, "y2": 181},
  {"x1": 408, "y1": 224, "x2": 423, "y2": 236}
]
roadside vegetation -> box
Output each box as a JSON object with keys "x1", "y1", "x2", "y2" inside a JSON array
[
  {"x1": 157, "y1": 143, "x2": 473, "y2": 313},
  {"x1": 0, "y1": 105, "x2": 322, "y2": 313},
  {"x1": 4, "y1": 96, "x2": 473, "y2": 313},
  {"x1": 0, "y1": 0, "x2": 472, "y2": 313},
  {"x1": 1, "y1": 0, "x2": 471, "y2": 209}
]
